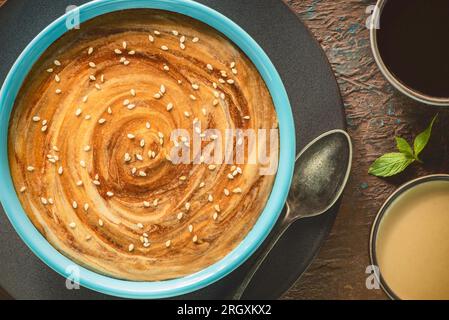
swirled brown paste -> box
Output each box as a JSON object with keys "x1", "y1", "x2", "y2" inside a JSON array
[{"x1": 8, "y1": 10, "x2": 278, "y2": 281}]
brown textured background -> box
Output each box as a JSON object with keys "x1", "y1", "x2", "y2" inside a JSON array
[{"x1": 1, "y1": 0, "x2": 448, "y2": 300}]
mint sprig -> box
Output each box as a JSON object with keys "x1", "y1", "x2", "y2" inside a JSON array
[{"x1": 368, "y1": 115, "x2": 437, "y2": 177}]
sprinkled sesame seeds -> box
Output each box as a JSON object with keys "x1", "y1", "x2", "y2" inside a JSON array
[
  {"x1": 77, "y1": 180, "x2": 83, "y2": 187},
  {"x1": 128, "y1": 244, "x2": 134, "y2": 252},
  {"x1": 106, "y1": 191, "x2": 114, "y2": 197},
  {"x1": 80, "y1": 160, "x2": 86, "y2": 168},
  {"x1": 189, "y1": 94, "x2": 197, "y2": 101},
  {"x1": 165, "y1": 240, "x2": 171, "y2": 248},
  {"x1": 55, "y1": 89, "x2": 62, "y2": 94},
  {"x1": 207, "y1": 64, "x2": 213, "y2": 71},
  {"x1": 75, "y1": 108, "x2": 82, "y2": 117},
  {"x1": 154, "y1": 30, "x2": 161, "y2": 35},
  {"x1": 32, "y1": 116, "x2": 40, "y2": 122},
  {"x1": 98, "y1": 118, "x2": 106, "y2": 124},
  {"x1": 192, "y1": 37, "x2": 199, "y2": 43},
  {"x1": 140, "y1": 139, "x2": 145, "y2": 148},
  {"x1": 188, "y1": 224, "x2": 193, "y2": 233},
  {"x1": 89, "y1": 75, "x2": 96, "y2": 81},
  {"x1": 192, "y1": 235, "x2": 198, "y2": 243},
  {"x1": 88, "y1": 62, "x2": 96, "y2": 68},
  {"x1": 83, "y1": 203, "x2": 89, "y2": 212},
  {"x1": 146, "y1": 122, "x2": 151, "y2": 129},
  {"x1": 213, "y1": 212, "x2": 218, "y2": 221},
  {"x1": 143, "y1": 201, "x2": 151, "y2": 208},
  {"x1": 20, "y1": 186, "x2": 27, "y2": 193},
  {"x1": 27, "y1": 166, "x2": 35, "y2": 172},
  {"x1": 185, "y1": 202, "x2": 191, "y2": 211},
  {"x1": 208, "y1": 164, "x2": 216, "y2": 171},
  {"x1": 47, "y1": 68, "x2": 54, "y2": 73},
  {"x1": 137, "y1": 223, "x2": 144, "y2": 229},
  {"x1": 243, "y1": 115, "x2": 251, "y2": 120},
  {"x1": 148, "y1": 35, "x2": 154, "y2": 42},
  {"x1": 95, "y1": 84, "x2": 101, "y2": 90},
  {"x1": 177, "y1": 212, "x2": 183, "y2": 220},
  {"x1": 98, "y1": 219, "x2": 104, "y2": 227},
  {"x1": 233, "y1": 187, "x2": 242, "y2": 194},
  {"x1": 58, "y1": 166, "x2": 63, "y2": 175},
  {"x1": 127, "y1": 133, "x2": 135, "y2": 139},
  {"x1": 54, "y1": 74, "x2": 61, "y2": 82},
  {"x1": 54, "y1": 60, "x2": 61, "y2": 66},
  {"x1": 88, "y1": 47, "x2": 94, "y2": 55},
  {"x1": 128, "y1": 50, "x2": 135, "y2": 55},
  {"x1": 192, "y1": 84, "x2": 199, "y2": 90},
  {"x1": 127, "y1": 104, "x2": 136, "y2": 110},
  {"x1": 161, "y1": 45, "x2": 169, "y2": 51},
  {"x1": 72, "y1": 201, "x2": 78, "y2": 209},
  {"x1": 130, "y1": 89, "x2": 136, "y2": 96},
  {"x1": 41, "y1": 197, "x2": 48, "y2": 205},
  {"x1": 224, "y1": 188, "x2": 230, "y2": 196},
  {"x1": 166, "y1": 102, "x2": 174, "y2": 111},
  {"x1": 69, "y1": 222, "x2": 76, "y2": 229}
]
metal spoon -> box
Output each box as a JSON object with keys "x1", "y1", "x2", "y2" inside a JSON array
[{"x1": 233, "y1": 129, "x2": 352, "y2": 300}]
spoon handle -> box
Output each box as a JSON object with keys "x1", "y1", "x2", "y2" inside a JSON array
[{"x1": 232, "y1": 215, "x2": 291, "y2": 300}]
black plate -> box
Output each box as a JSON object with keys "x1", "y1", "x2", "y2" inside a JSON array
[{"x1": 0, "y1": 0, "x2": 345, "y2": 299}]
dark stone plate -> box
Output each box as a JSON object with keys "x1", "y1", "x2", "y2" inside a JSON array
[{"x1": 0, "y1": 0, "x2": 345, "y2": 299}]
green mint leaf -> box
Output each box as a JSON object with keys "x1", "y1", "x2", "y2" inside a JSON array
[
  {"x1": 368, "y1": 153, "x2": 414, "y2": 177},
  {"x1": 395, "y1": 137, "x2": 413, "y2": 157},
  {"x1": 413, "y1": 115, "x2": 437, "y2": 159}
]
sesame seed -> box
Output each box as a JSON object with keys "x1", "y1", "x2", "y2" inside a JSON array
[
  {"x1": 127, "y1": 104, "x2": 136, "y2": 110},
  {"x1": 136, "y1": 154, "x2": 143, "y2": 161},
  {"x1": 188, "y1": 224, "x2": 193, "y2": 233},
  {"x1": 128, "y1": 50, "x2": 135, "y2": 55},
  {"x1": 232, "y1": 68, "x2": 238, "y2": 75},
  {"x1": 192, "y1": 235, "x2": 198, "y2": 243},
  {"x1": 84, "y1": 203, "x2": 89, "y2": 211},
  {"x1": 27, "y1": 166, "x2": 35, "y2": 172},
  {"x1": 83, "y1": 95, "x2": 88, "y2": 103},
  {"x1": 180, "y1": 35, "x2": 186, "y2": 43},
  {"x1": 179, "y1": 176, "x2": 187, "y2": 181},
  {"x1": 89, "y1": 75, "x2": 96, "y2": 81},
  {"x1": 214, "y1": 204, "x2": 221, "y2": 212},
  {"x1": 41, "y1": 197, "x2": 48, "y2": 205},
  {"x1": 41, "y1": 125, "x2": 48, "y2": 132},
  {"x1": 98, "y1": 219, "x2": 104, "y2": 227},
  {"x1": 123, "y1": 99, "x2": 130, "y2": 106},
  {"x1": 101, "y1": 74, "x2": 105, "y2": 82},
  {"x1": 227, "y1": 173, "x2": 234, "y2": 180},
  {"x1": 207, "y1": 64, "x2": 213, "y2": 71},
  {"x1": 154, "y1": 93, "x2": 161, "y2": 99},
  {"x1": 233, "y1": 187, "x2": 242, "y2": 194},
  {"x1": 172, "y1": 30, "x2": 179, "y2": 36},
  {"x1": 137, "y1": 223, "x2": 144, "y2": 229},
  {"x1": 192, "y1": 37, "x2": 199, "y2": 43},
  {"x1": 85, "y1": 236, "x2": 92, "y2": 241},
  {"x1": 208, "y1": 165, "x2": 216, "y2": 171},
  {"x1": 146, "y1": 122, "x2": 151, "y2": 129},
  {"x1": 139, "y1": 171, "x2": 147, "y2": 177},
  {"x1": 243, "y1": 115, "x2": 250, "y2": 120},
  {"x1": 106, "y1": 191, "x2": 114, "y2": 197},
  {"x1": 107, "y1": 107, "x2": 112, "y2": 114},
  {"x1": 88, "y1": 47, "x2": 94, "y2": 55},
  {"x1": 54, "y1": 74, "x2": 61, "y2": 82},
  {"x1": 128, "y1": 244, "x2": 134, "y2": 252},
  {"x1": 98, "y1": 118, "x2": 106, "y2": 124},
  {"x1": 163, "y1": 64, "x2": 170, "y2": 71},
  {"x1": 213, "y1": 212, "x2": 218, "y2": 220},
  {"x1": 69, "y1": 222, "x2": 76, "y2": 229},
  {"x1": 148, "y1": 35, "x2": 154, "y2": 42},
  {"x1": 166, "y1": 102, "x2": 173, "y2": 111},
  {"x1": 177, "y1": 212, "x2": 183, "y2": 220},
  {"x1": 199, "y1": 182, "x2": 205, "y2": 188},
  {"x1": 208, "y1": 194, "x2": 213, "y2": 202},
  {"x1": 93, "y1": 180, "x2": 100, "y2": 186},
  {"x1": 154, "y1": 30, "x2": 161, "y2": 35},
  {"x1": 88, "y1": 62, "x2": 96, "y2": 68},
  {"x1": 224, "y1": 188, "x2": 230, "y2": 196},
  {"x1": 54, "y1": 60, "x2": 61, "y2": 66},
  {"x1": 160, "y1": 84, "x2": 166, "y2": 94},
  {"x1": 130, "y1": 89, "x2": 136, "y2": 96},
  {"x1": 124, "y1": 153, "x2": 131, "y2": 162},
  {"x1": 227, "y1": 79, "x2": 235, "y2": 84},
  {"x1": 95, "y1": 84, "x2": 101, "y2": 90},
  {"x1": 47, "y1": 68, "x2": 54, "y2": 73},
  {"x1": 72, "y1": 201, "x2": 78, "y2": 209},
  {"x1": 122, "y1": 41, "x2": 127, "y2": 49},
  {"x1": 143, "y1": 201, "x2": 150, "y2": 208},
  {"x1": 58, "y1": 166, "x2": 63, "y2": 175},
  {"x1": 85, "y1": 115, "x2": 91, "y2": 120},
  {"x1": 55, "y1": 89, "x2": 62, "y2": 94},
  {"x1": 127, "y1": 133, "x2": 135, "y2": 139},
  {"x1": 161, "y1": 45, "x2": 169, "y2": 51},
  {"x1": 76, "y1": 180, "x2": 83, "y2": 186},
  {"x1": 189, "y1": 94, "x2": 197, "y2": 101},
  {"x1": 20, "y1": 186, "x2": 27, "y2": 193},
  {"x1": 184, "y1": 111, "x2": 190, "y2": 118},
  {"x1": 165, "y1": 240, "x2": 171, "y2": 248},
  {"x1": 153, "y1": 199, "x2": 159, "y2": 206},
  {"x1": 185, "y1": 202, "x2": 191, "y2": 211},
  {"x1": 80, "y1": 160, "x2": 86, "y2": 168},
  {"x1": 192, "y1": 84, "x2": 199, "y2": 90},
  {"x1": 180, "y1": 43, "x2": 186, "y2": 50},
  {"x1": 32, "y1": 116, "x2": 40, "y2": 122},
  {"x1": 75, "y1": 108, "x2": 82, "y2": 117}
]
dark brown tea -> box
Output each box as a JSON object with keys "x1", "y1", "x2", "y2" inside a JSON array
[{"x1": 377, "y1": 0, "x2": 449, "y2": 98}]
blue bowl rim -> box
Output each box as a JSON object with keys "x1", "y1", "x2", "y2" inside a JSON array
[{"x1": 0, "y1": 0, "x2": 295, "y2": 299}]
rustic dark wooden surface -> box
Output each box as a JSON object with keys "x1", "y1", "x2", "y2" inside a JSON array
[
  {"x1": 281, "y1": 0, "x2": 449, "y2": 300},
  {"x1": 1, "y1": 0, "x2": 448, "y2": 300}
]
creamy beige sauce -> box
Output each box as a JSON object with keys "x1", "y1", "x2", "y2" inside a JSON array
[
  {"x1": 376, "y1": 180, "x2": 449, "y2": 300},
  {"x1": 8, "y1": 10, "x2": 278, "y2": 281}
]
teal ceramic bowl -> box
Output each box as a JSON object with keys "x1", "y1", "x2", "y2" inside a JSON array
[{"x1": 0, "y1": 0, "x2": 295, "y2": 299}]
